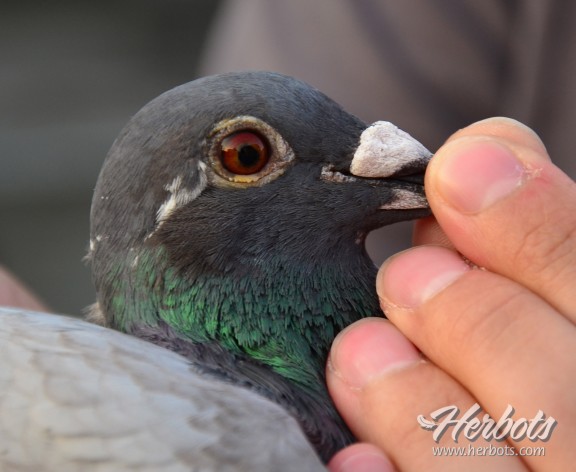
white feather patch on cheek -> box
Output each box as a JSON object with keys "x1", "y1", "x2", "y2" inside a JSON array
[{"x1": 155, "y1": 163, "x2": 208, "y2": 228}]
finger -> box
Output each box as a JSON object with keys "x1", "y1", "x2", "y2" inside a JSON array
[
  {"x1": 412, "y1": 216, "x2": 453, "y2": 249},
  {"x1": 378, "y1": 245, "x2": 576, "y2": 472},
  {"x1": 426, "y1": 117, "x2": 576, "y2": 321},
  {"x1": 0, "y1": 266, "x2": 47, "y2": 311},
  {"x1": 328, "y1": 443, "x2": 396, "y2": 472},
  {"x1": 327, "y1": 318, "x2": 525, "y2": 471},
  {"x1": 448, "y1": 116, "x2": 549, "y2": 159}
]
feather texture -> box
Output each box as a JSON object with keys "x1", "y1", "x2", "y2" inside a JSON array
[{"x1": 0, "y1": 308, "x2": 325, "y2": 471}]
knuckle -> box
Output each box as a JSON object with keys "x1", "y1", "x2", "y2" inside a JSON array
[
  {"x1": 509, "y1": 205, "x2": 576, "y2": 276},
  {"x1": 435, "y1": 272, "x2": 530, "y2": 364}
]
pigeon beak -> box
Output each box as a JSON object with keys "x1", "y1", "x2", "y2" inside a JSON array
[{"x1": 350, "y1": 121, "x2": 431, "y2": 210}]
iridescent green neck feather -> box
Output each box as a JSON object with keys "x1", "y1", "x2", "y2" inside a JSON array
[{"x1": 108, "y1": 244, "x2": 379, "y2": 393}]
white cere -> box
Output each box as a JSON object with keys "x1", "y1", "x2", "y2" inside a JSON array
[{"x1": 350, "y1": 121, "x2": 431, "y2": 178}]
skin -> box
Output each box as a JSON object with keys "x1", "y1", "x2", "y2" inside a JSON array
[
  {"x1": 327, "y1": 117, "x2": 576, "y2": 471},
  {"x1": 0, "y1": 266, "x2": 47, "y2": 311}
]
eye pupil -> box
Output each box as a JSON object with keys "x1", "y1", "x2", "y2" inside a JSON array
[
  {"x1": 220, "y1": 131, "x2": 270, "y2": 175},
  {"x1": 238, "y1": 145, "x2": 260, "y2": 168}
]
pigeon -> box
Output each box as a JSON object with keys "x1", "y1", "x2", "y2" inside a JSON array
[
  {"x1": 0, "y1": 71, "x2": 431, "y2": 471},
  {"x1": 0, "y1": 307, "x2": 325, "y2": 471}
]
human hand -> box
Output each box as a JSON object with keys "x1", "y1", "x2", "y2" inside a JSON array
[
  {"x1": 0, "y1": 266, "x2": 47, "y2": 311},
  {"x1": 326, "y1": 118, "x2": 576, "y2": 471}
]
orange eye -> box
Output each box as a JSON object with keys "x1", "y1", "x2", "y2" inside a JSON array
[{"x1": 220, "y1": 131, "x2": 270, "y2": 175}]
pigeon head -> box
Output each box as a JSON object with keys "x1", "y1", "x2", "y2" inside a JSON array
[{"x1": 88, "y1": 71, "x2": 431, "y2": 461}]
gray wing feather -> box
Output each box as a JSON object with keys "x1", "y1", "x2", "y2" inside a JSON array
[{"x1": 0, "y1": 307, "x2": 326, "y2": 471}]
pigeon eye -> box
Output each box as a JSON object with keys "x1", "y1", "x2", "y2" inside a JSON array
[
  {"x1": 208, "y1": 115, "x2": 295, "y2": 186},
  {"x1": 220, "y1": 131, "x2": 270, "y2": 175}
]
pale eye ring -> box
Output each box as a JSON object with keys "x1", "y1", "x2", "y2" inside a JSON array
[{"x1": 207, "y1": 115, "x2": 295, "y2": 186}]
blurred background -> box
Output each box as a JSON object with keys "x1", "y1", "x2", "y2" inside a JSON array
[
  {"x1": 3, "y1": 0, "x2": 575, "y2": 315},
  {"x1": 1, "y1": 1, "x2": 222, "y2": 314}
]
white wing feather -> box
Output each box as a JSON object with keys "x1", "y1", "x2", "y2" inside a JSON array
[{"x1": 0, "y1": 307, "x2": 326, "y2": 471}]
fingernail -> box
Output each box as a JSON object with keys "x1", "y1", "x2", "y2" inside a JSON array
[
  {"x1": 329, "y1": 318, "x2": 420, "y2": 389},
  {"x1": 377, "y1": 246, "x2": 470, "y2": 308},
  {"x1": 467, "y1": 117, "x2": 548, "y2": 155},
  {"x1": 435, "y1": 139, "x2": 525, "y2": 213}
]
